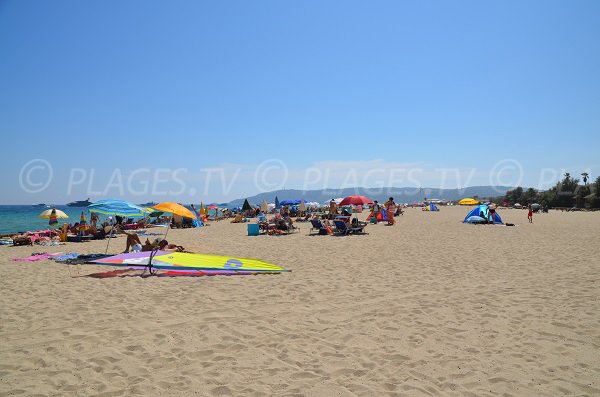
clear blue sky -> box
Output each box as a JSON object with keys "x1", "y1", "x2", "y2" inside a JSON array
[{"x1": 1, "y1": 0, "x2": 598, "y2": 203}]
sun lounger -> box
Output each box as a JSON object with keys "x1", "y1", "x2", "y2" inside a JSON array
[
  {"x1": 333, "y1": 220, "x2": 351, "y2": 235},
  {"x1": 349, "y1": 218, "x2": 367, "y2": 234},
  {"x1": 309, "y1": 219, "x2": 327, "y2": 235},
  {"x1": 333, "y1": 220, "x2": 367, "y2": 235},
  {"x1": 267, "y1": 219, "x2": 297, "y2": 235}
]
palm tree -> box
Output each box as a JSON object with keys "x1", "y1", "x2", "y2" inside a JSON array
[{"x1": 581, "y1": 172, "x2": 589, "y2": 185}]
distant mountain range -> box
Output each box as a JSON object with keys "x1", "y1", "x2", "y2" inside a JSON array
[{"x1": 226, "y1": 186, "x2": 513, "y2": 207}]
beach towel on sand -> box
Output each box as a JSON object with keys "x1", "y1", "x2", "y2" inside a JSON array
[
  {"x1": 51, "y1": 253, "x2": 81, "y2": 262},
  {"x1": 53, "y1": 253, "x2": 112, "y2": 265},
  {"x1": 13, "y1": 253, "x2": 61, "y2": 262}
]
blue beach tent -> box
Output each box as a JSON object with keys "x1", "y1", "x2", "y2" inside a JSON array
[{"x1": 464, "y1": 205, "x2": 503, "y2": 224}]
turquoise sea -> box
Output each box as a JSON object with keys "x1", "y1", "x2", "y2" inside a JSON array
[{"x1": 0, "y1": 205, "x2": 112, "y2": 235}]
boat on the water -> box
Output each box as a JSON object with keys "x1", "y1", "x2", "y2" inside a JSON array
[
  {"x1": 32, "y1": 203, "x2": 49, "y2": 208},
  {"x1": 139, "y1": 201, "x2": 158, "y2": 207},
  {"x1": 66, "y1": 198, "x2": 93, "y2": 207}
]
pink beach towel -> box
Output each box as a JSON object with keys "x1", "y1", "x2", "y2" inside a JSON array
[{"x1": 13, "y1": 253, "x2": 62, "y2": 262}]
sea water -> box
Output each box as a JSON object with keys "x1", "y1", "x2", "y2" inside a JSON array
[{"x1": 0, "y1": 205, "x2": 111, "y2": 234}]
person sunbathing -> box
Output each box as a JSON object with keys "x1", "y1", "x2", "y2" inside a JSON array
[
  {"x1": 123, "y1": 234, "x2": 186, "y2": 253},
  {"x1": 116, "y1": 224, "x2": 182, "y2": 253},
  {"x1": 160, "y1": 240, "x2": 186, "y2": 252}
]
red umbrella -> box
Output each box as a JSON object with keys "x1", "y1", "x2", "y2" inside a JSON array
[
  {"x1": 339, "y1": 195, "x2": 374, "y2": 206},
  {"x1": 207, "y1": 205, "x2": 219, "y2": 210}
]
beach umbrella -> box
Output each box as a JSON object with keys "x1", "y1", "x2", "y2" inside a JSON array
[
  {"x1": 142, "y1": 207, "x2": 163, "y2": 217},
  {"x1": 458, "y1": 198, "x2": 479, "y2": 205},
  {"x1": 339, "y1": 195, "x2": 374, "y2": 206},
  {"x1": 241, "y1": 199, "x2": 252, "y2": 212},
  {"x1": 207, "y1": 205, "x2": 219, "y2": 210},
  {"x1": 39, "y1": 208, "x2": 69, "y2": 219},
  {"x1": 153, "y1": 202, "x2": 197, "y2": 240},
  {"x1": 48, "y1": 208, "x2": 58, "y2": 226},
  {"x1": 88, "y1": 199, "x2": 146, "y2": 253},
  {"x1": 306, "y1": 201, "x2": 320, "y2": 209},
  {"x1": 280, "y1": 199, "x2": 300, "y2": 206},
  {"x1": 153, "y1": 202, "x2": 196, "y2": 219},
  {"x1": 199, "y1": 203, "x2": 205, "y2": 215},
  {"x1": 261, "y1": 199, "x2": 269, "y2": 213},
  {"x1": 299, "y1": 200, "x2": 306, "y2": 212},
  {"x1": 88, "y1": 199, "x2": 146, "y2": 217},
  {"x1": 78, "y1": 211, "x2": 89, "y2": 232},
  {"x1": 275, "y1": 196, "x2": 280, "y2": 209}
]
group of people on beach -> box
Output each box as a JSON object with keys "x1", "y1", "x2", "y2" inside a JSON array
[
  {"x1": 374, "y1": 197, "x2": 402, "y2": 226},
  {"x1": 328, "y1": 197, "x2": 402, "y2": 226}
]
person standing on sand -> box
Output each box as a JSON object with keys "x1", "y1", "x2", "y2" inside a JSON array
[
  {"x1": 329, "y1": 199, "x2": 337, "y2": 219},
  {"x1": 528, "y1": 204, "x2": 533, "y2": 223},
  {"x1": 487, "y1": 203, "x2": 497, "y2": 224},
  {"x1": 372, "y1": 200, "x2": 380, "y2": 221},
  {"x1": 385, "y1": 197, "x2": 396, "y2": 225}
]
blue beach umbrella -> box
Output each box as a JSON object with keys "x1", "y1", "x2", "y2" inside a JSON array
[
  {"x1": 280, "y1": 199, "x2": 300, "y2": 206},
  {"x1": 88, "y1": 199, "x2": 145, "y2": 217},
  {"x1": 87, "y1": 199, "x2": 145, "y2": 253},
  {"x1": 274, "y1": 196, "x2": 280, "y2": 209}
]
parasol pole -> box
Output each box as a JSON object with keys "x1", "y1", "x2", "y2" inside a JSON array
[
  {"x1": 105, "y1": 214, "x2": 115, "y2": 254},
  {"x1": 162, "y1": 215, "x2": 172, "y2": 241}
]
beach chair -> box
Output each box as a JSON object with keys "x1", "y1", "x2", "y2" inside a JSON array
[
  {"x1": 333, "y1": 220, "x2": 351, "y2": 235},
  {"x1": 267, "y1": 219, "x2": 292, "y2": 235},
  {"x1": 309, "y1": 219, "x2": 327, "y2": 235},
  {"x1": 350, "y1": 218, "x2": 367, "y2": 234}
]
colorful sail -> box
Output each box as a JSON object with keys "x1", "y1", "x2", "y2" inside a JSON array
[
  {"x1": 48, "y1": 208, "x2": 58, "y2": 226},
  {"x1": 90, "y1": 251, "x2": 288, "y2": 273}
]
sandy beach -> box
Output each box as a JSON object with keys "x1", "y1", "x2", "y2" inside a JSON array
[{"x1": 1, "y1": 206, "x2": 598, "y2": 396}]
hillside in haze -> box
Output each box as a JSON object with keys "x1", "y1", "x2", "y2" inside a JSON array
[{"x1": 227, "y1": 186, "x2": 512, "y2": 206}]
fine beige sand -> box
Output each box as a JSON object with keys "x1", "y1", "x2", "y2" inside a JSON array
[{"x1": 1, "y1": 206, "x2": 599, "y2": 396}]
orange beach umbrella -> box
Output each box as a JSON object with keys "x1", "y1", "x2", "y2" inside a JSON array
[{"x1": 152, "y1": 202, "x2": 197, "y2": 219}]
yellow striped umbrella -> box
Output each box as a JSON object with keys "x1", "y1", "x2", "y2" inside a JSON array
[{"x1": 39, "y1": 208, "x2": 69, "y2": 219}]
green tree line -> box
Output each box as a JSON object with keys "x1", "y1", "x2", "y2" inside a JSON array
[{"x1": 500, "y1": 172, "x2": 599, "y2": 209}]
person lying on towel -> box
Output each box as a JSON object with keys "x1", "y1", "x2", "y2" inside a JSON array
[{"x1": 119, "y1": 227, "x2": 186, "y2": 253}]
